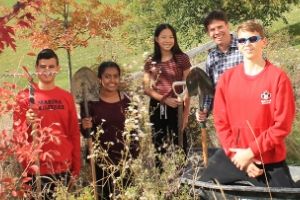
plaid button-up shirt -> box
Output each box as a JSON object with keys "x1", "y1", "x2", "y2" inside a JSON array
[{"x1": 204, "y1": 34, "x2": 243, "y2": 109}]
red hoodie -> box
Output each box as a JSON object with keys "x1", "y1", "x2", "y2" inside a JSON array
[
  {"x1": 213, "y1": 60, "x2": 295, "y2": 164},
  {"x1": 13, "y1": 84, "x2": 81, "y2": 176}
]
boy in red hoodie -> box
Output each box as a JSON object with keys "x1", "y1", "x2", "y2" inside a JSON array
[
  {"x1": 14, "y1": 49, "x2": 81, "y2": 199},
  {"x1": 200, "y1": 20, "x2": 295, "y2": 187}
]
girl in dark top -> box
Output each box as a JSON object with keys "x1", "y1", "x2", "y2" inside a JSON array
[
  {"x1": 143, "y1": 23, "x2": 191, "y2": 160},
  {"x1": 81, "y1": 61, "x2": 138, "y2": 199}
]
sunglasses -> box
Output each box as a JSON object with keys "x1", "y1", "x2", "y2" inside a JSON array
[{"x1": 237, "y1": 36, "x2": 261, "y2": 44}]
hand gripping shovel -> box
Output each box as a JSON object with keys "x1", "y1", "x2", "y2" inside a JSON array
[
  {"x1": 186, "y1": 67, "x2": 214, "y2": 167},
  {"x1": 172, "y1": 81, "x2": 186, "y2": 148},
  {"x1": 72, "y1": 67, "x2": 99, "y2": 200}
]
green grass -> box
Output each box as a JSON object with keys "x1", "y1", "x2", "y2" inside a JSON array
[
  {"x1": 269, "y1": 5, "x2": 300, "y2": 31},
  {"x1": 0, "y1": 0, "x2": 15, "y2": 6},
  {"x1": 0, "y1": 1, "x2": 145, "y2": 89},
  {"x1": 0, "y1": 39, "x2": 102, "y2": 89},
  {"x1": 269, "y1": 5, "x2": 300, "y2": 46}
]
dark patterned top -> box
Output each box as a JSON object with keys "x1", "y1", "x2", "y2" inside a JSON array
[
  {"x1": 204, "y1": 34, "x2": 243, "y2": 109},
  {"x1": 144, "y1": 53, "x2": 191, "y2": 98}
]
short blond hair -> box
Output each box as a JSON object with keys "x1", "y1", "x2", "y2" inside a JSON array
[{"x1": 237, "y1": 20, "x2": 265, "y2": 38}]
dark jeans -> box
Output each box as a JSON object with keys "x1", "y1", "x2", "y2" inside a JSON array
[
  {"x1": 200, "y1": 149, "x2": 295, "y2": 187},
  {"x1": 149, "y1": 98, "x2": 188, "y2": 154},
  {"x1": 29, "y1": 172, "x2": 70, "y2": 200},
  {"x1": 150, "y1": 98, "x2": 188, "y2": 171}
]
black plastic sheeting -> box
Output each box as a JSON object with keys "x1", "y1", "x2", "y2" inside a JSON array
[{"x1": 181, "y1": 148, "x2": 300, "y2": 200}]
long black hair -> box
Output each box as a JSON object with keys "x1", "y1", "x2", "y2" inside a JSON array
[
  {"x1": 152, "y1": 23, "x2": 183, "y2": 63},
  {"x1": 97, "y1": 61, "x2": 121, "y2": 79}
]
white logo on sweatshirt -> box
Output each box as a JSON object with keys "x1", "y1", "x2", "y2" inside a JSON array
[{"x1": 261, "y1": 90, "x2": 271, "y2": 104}]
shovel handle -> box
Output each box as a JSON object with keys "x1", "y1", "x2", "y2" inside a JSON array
[
  {"x1": 88, "y1": 138, "x2": 99, "y2": 200},
  {"x1": 172, "y1": 81, "x2": 186, "y2": 99},
  {"x1": 22, "y1": 66, "x2": 34, "y2": 83},
  {"x1": 178, "y1": 104, "x2": 183, "y2": 147},
  {"x1": 201, "y1": 126, "x2": 208, "y2": 167},
  {"x1": 82, "y1": 82, "x2": 98, "y2": 200},
  {"x1": 199, "y1": 107, "x2": 208, "y2": 167}
]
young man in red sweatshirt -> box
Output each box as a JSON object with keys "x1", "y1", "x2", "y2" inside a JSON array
[
  {"x1": 200, "y1": 20, "x2": 295, "y2": 187},
  {"x1": 14, "y1": 49, "x2": 81, "y2": 199}
]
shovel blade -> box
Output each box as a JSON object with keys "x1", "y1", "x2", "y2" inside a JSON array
[
  {"x1": 72, "y1": 67, "x2": 100, "y2": 103},
  {"x1": 186, "y1": 67, "x2": 214, "y2": 97}
]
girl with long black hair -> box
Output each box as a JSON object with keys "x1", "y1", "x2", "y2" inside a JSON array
[
  {"x1": 81, "y1": 61, "x2": 138, "y2": 199},
  {"x1": 143, "y1": 23, "x2": 191, "y2": 160}
]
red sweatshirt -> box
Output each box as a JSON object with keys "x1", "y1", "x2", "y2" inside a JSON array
[
  {"x1": 213, "y1": 60, "x2": 295, "y2": 164},
  {"x1": 13, "y1": 84, "x2": 81, "y2": 176}
]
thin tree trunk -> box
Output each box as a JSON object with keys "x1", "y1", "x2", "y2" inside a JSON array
[
  {"x1": 63, "y1": 2, "x2": 73, "y2": 90},
  {"x1": 67, "y1": 49, "x2": 72, "y2": 91}
]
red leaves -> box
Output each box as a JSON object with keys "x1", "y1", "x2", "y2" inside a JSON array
[
  {"x1": 13, "y1": 1, "x2": 27, "y2": 13},
  {"x1": 21, "y1": 176, "x2": 32, "y2": 183},
  {"x1": 0, "y1": 22, "x2": 16, "y2": 52},
  {"x1": 0, "y1": 82, "x2": 18, "y2": 114},
  {"x1": 11, "y1": 190, "x2": 18, "y2": 197},
  {"x1": 28, "y1": 164, "x2": 39, "y2": 173},
  {"x1": 17, "y1": 12, "x2": 36, "y2": 28},
  {"x1": 0, "y1": 177, "x2": 28, "y2": 198},
  {"x1": 40, "y1": 151, "x2": 54, "y2": 161},
  {"x1": 28, "y1": 0, "x2": 125, "y2": 50},
  {"x1": 0, "y1": 83, "x2": 36, "y2": 198},
  {"x1": 24, "y1": 12, "x2": 35, "y2": 22},
  {"x1": 0, "y1": 0, "x2": 41, "y2": 53},
  {"x1": 17, "y1": 20, "x2": 30, "y2": 28},
  {"x1": 1, "y1": 177, "x2": 14, "y2": 185}
]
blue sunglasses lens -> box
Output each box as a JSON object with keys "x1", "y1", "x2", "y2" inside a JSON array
[
  {"x1": 238, "y1": 36, "x2": 261, "y2": 44},
  {"x1": 237, "y1": 38, "x2": 246, "y2": 43},
  {"x1": 248, "y1": 36, "x2": 261, "y2": 43}
]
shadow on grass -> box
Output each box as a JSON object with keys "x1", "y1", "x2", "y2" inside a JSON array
[
  {"x1": 288, "y1": 22, "x2": 300, "y2": 46},
  {"x1": 273, "y1": 22, "x2": 300, "y2": 46}
]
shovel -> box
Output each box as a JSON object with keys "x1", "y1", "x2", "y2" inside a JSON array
[
  {"x1": 72, "y1": 67, "x2": 99, "y2": 200},
  {"x1": 186, "y1": 67, "x2": 214, "y2": 167},
  {"x1": 172, "y1": 81, "x2": 186, "y2": 148},
  {"x1": 22, "y1": 66, "x2": 42, "y2": 200}
]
